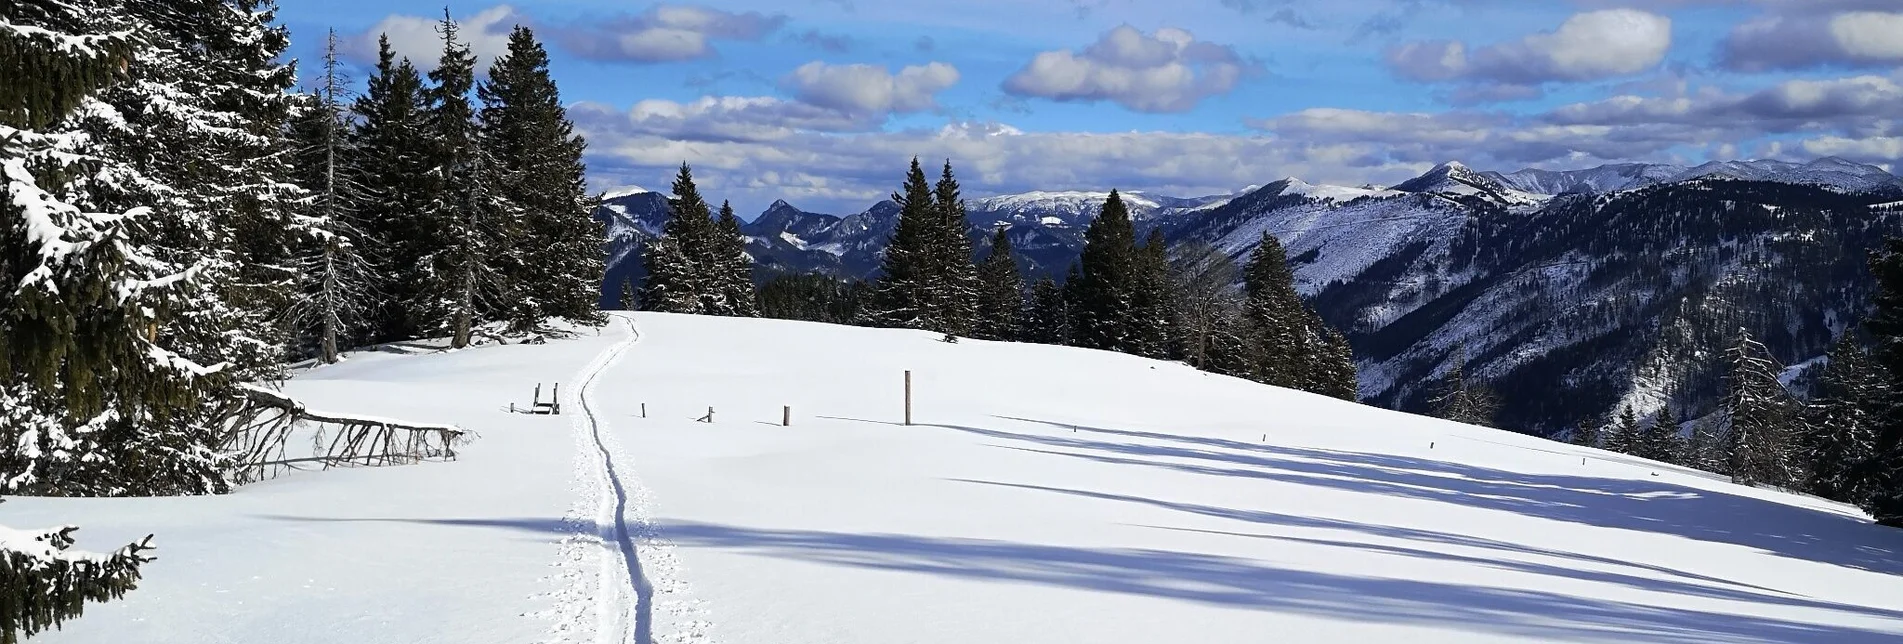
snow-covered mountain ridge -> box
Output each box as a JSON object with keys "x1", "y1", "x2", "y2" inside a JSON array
[{"x1": 594, "y1": 158, "x2": 1903, "y2": 434}]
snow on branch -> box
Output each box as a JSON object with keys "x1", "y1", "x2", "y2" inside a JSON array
[{"x1": 0, "y1": 503, "x2": 154, "y2": 644}]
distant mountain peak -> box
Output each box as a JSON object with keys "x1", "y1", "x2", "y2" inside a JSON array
[{"x1": 602, "y1": 185, "x2": 651, "y2": 200}]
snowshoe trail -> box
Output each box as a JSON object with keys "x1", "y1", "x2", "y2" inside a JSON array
[{"x1": 546, "y1": 316, "x2": 711, "y2": 644}]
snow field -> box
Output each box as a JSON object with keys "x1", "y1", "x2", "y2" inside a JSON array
[{"x1": 5, "y1": 312, "x2": 1903, "y2": 643}]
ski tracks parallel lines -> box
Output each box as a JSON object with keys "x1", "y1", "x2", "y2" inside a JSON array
[{"x1": 545, "y1": 314, "x2": 712, "y2": 644}]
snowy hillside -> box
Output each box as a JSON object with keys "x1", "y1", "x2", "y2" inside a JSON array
[{"x1": 11, "y1": 313, "x2": 1903, "y2": 643}]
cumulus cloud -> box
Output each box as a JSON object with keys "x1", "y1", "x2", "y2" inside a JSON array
[
  {"x1": 1002, "y1": 26, "x2": 1258, "y2": 113},
  {"x1": 345, "y1": 5, "x2": 521, "y2": 69},
  {"x1": 1387, "y1": 9, "x2": 1672, "y2": 85},
  {"x1": 576, "y1": 110, "x2": 1406, "y2": 216},
  {"x1": 556, "y1": 5, "x2": 784, "y2": 63},
  {"x1": 782, "y1": 62, "x2": 960, "y2": 115},
  {"x1": 1545, "y1": 74, "x2": 1903, "y2": 127},
  {"x1": 1721, "y1": 11, "x2": 1903, "y2": 71},
  {"x1": 1244, "y1": 68, "x2": 1903, "y2": 171}
]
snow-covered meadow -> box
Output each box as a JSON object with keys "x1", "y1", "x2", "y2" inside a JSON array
[{"x1": 9, "y1": 312, "x2": 1903, "y2": 643}]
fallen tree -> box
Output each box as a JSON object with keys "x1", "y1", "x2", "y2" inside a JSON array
[{"x1": 223, "y1": 385, "x2": 472, "y2": 485}]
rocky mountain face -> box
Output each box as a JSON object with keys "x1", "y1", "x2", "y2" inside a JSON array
[{"x1": 594, "y1": 157, "x2": 1903, "y2": 435}]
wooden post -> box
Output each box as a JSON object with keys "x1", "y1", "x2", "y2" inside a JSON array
[
  {"x1": 551, "y1": 383, "x2": 561, "y2": 415},
  {"x1": 904, "y1": 370, "x2": 913, "y2": 426},
  {"x1": 783, "y1": 406, "x2": 791, "y2": 427},
  {"x1": 641, "y1": 403, "x2": 647, "y2": 418}
]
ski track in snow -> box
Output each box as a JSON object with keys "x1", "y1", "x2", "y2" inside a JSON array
[{"x1": 545, "y1": 316, "x2": 712, "y2": 644}]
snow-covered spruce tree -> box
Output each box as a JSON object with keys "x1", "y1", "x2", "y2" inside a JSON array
[
  {"x1": 1723, "y1": 328, "x2": 1800, "y2": 488},
  {"x1": 1070, "y1": 190, "x2": 1144, "y2": 353},
  {"x1": 1, "y1": 6, "x2": 161, "y2": 626},
  {"x1": 350, "y1": 35, "x2": 434, "y2": 342},
  {"x1": 1314, "y1": 327, "x2": 1359, "y2": 402},
  {"x1": 5, "y1": 0, "x2": 309, "y2": 497},
  {"x1": 1570, "y1": 417, "x2": 1601, "y2": 448},
  {"x1": 1638, "y1": 405, "x2": 1685, "y2": 464},
  {"x1": 418, "y1": 11, "x2": 504, "y2": 349},
  {"x1": 973, "y1": 227, "x2": 1023, "y2": 341},
  {"x1": 287, "y1": 30, "x2": 375, "y2": 364},
  {"x1": 1130, "y1": 229, "x2": 1174, "y2": 360},
  {"x1": 1866, "y1": 238, "x2": 1903, "y2": 525},
  {"x1": 1202, "y1": 309, "x2": 1258, "y2": 379},
  {"x1": 710, "y1": 200, "x2": 757, "y2": 317},
  {"x1": 863, "y1": 158, "x2": 940, "y2": 331},
  {"x1": 1604, "y1": 406, "x2": 1640, "y2": 455},
  {"x1": 1799, "y1": 336, "x2": 1884, "y2": 504},
  {"x1": 616, "y1": 275, "x2": 636, "y2": 311},
  {"x1": 1, "y1": 500, "x2": 155, "y2": 644},
  {"x1": 639, "y1": 163, "x2": 715, "y2": 313},
  {"x1": 1241, "y1": 231, "x2": 1305, "y2": 388},
  {"x1": 1025, "y1": 275, "x2": 1070, "y2": 345},
  {"x1": 928, "y1": 160, "x2": 979, "y2": 336},
  {"x1": 477, "y1": 25, "x2": 603, "y2": 332},
  {"x1": 90, "y1": 0, "x2": 304, "y2": 380}
]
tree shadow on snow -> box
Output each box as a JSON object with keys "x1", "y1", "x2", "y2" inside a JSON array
[
  {"x1": 923, "y1": 416, "x2": 1903, "y2": 579},
  {"x1": 649, "y1": 519, "x2": 1902, "y2": 644}
]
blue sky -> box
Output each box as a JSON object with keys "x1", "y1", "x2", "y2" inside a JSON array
[{"x1": 276, "y1": 0, "x2": 1903, "y2": 216}]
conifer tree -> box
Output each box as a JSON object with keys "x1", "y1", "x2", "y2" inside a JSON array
[
  {"x1": 419, "y1": 10, "x2": 497, "y2": 349},
  {"x1": 1640, "y1": 405, "x2": 1685, "y2": 463},
  {"x1": 930, "y1": 160, "x2": 979, "y2": 335},
  {"x1": 1724, "y1": 328, "x2": 1799, "y2": 488},
  {"x1": 1605, "y1": 407, "x2": 1641, "y2": 455},
  {"x1": 1131, "y1": 229, "x2": 1174, "y2": 359},
  {"x1": 478, "y1": 25, "x2": 603, "y2": 330},
  {"x1": 96, "y1": 0, "x2": 304, "y2": 379},
  {"x1": 1243, "y1": 231, "x2": 1306, "y2": 388},
  {"x1": 1026, "y1": 276, "x2": 1070, "y2": 345},
  {"x1": 1800, "y1": 336, "x2": 1884, "y2": 504},
  {"x1": 710, "y1": 200, "x2": 757, "y2": 317},
  {"x1": 974, "y1": 228, "x2": 1024, "y2": 341},
  {"x1": 1570, "y1": 417, "x2": 1601, "y2": 448},
  {"x1": 1071, "y1": 191, "x2": 1144, "y2": 352},
  {"x1": 617, "y1": 276, "x2": 636, "y2": 311},
  {"x1": 1202, "y1": 310, "x2": 1258, "y2": 379},
  {"x1": 4, "y1": 0, "x2": 302, "y2": 496},
  {"x1": 640, "y1": 164, "x2": 715, "y2": 313},
  {"x1": 1865, "y1": 238, "x2": 1903, "y2": 524},
  {"x1": 864, "y1": 158, "x2": 942, "y2": 331},
  {"x1": 350, "y1": 35, "x2": 434, "y2": 341},
  {"x1": 288, "y1": 30, "x2": 374, "y2": 363},
  {"x1": 1, "y1": 2, "x2": 160, "y2": 628},
  {"x1": 1315, "y1": 327, "x2": 1359, "y2": 401}
]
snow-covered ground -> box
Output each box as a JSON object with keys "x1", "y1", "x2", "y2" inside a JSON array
[{"x1": 10, "y1": 312, "x2": 1903, "y2": 643}]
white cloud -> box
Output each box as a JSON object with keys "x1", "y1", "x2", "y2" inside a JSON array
[
  {"x1": 556, "y1": 5, "x2": 784, "y2": 63},
  {"x1": 1721, "y1": 11, "x2": 1903, "y2": 70},
  {"x1": 1387, "y1": 9, "x2": 1672, "y2": 85},
  {"x1": 1802, "y1": 135, "x2": 1903, "y2": 161},
  {"x1": 783, "y1": 62, "x2": 960, "y2": 116},
  {"x1": 1002, "y1": 26, "x2": 1256, "y2": 113},
  {"x1": 346, "y1": 5, "x2": 521, "y2": 69}
]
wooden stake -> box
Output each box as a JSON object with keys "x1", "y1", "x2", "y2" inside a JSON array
[
  {"x1": 783, "y1": 406, "x2": 791, "y2": 427},
  {"x1": 904, "y1": 370, "x2": 913, "y2": 426},
  {"x1": 641, "y1": 403, "x2": 647, "y2": 418}
]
